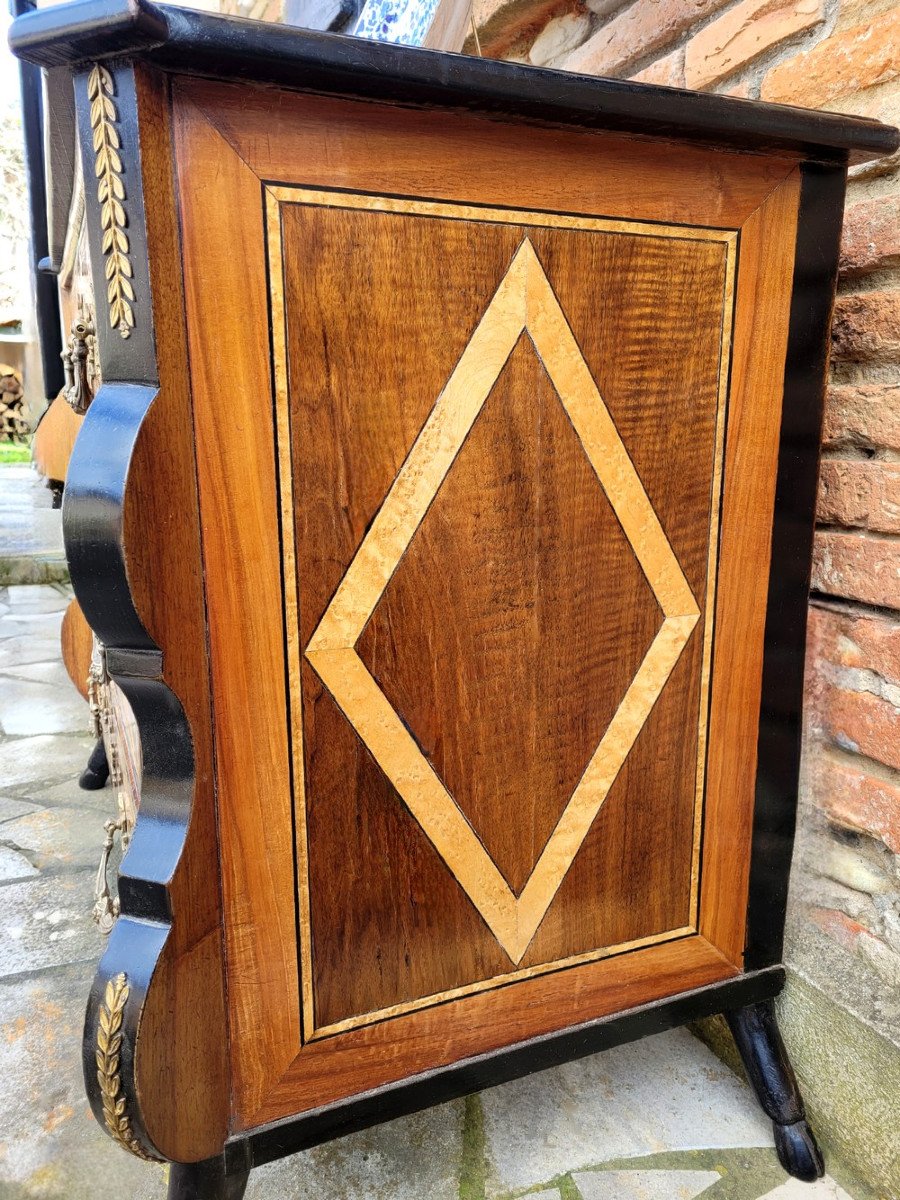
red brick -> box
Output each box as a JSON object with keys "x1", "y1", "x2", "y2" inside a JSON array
[
  {"x1": 564, "y1": 0, "x2": 728, "y2": 77},
  {"x1": 761, "y1": 11, "x2": 900, "y2": 107},
  {"x1": 822, "y1": 384, "x2": 900, "y2": 453},
  {"x1": 470, "y1": 0, "x2": 578, "y2": 56},
  {"x1": 721, "y1": 79, "x2": 753, "y2": 97},
  {"x1": 817, "y1": 460, "x2": 900, "y2": 534},
  {"x1": 811, "y1": 752, "x2": 900, "y2": 854},
  {"x1": 812, "y1": 530, "x2": 900, "y2": 609},
  {"x1": 632, "y1": 47, "x2": 685, "y2": 87},
  {"x1": 816, "y1": 684, "x2": 900, "y2": 770},
  {"x1": 807, "y1": 603, "x2": 900, "y2": 683},
  {"x1": 684, "y1": 0, "x2": 824, "y2": 89},
  {"x1": 840, "y1": 196, "x2": 900, "y2": 278},
  {"x1": 528, "y1": 11, "x2": 591, "y2": 64},
  {"x1": 831, "y1": 291, "x2": 900, "y2": 361},
  {"x1": 809, "y1": 906, "x2": 868, "y2": 952}
]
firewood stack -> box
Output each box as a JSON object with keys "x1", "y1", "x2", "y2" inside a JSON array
[{"x1": 0, "y1": 364, "x2": 29, "y2": 442}]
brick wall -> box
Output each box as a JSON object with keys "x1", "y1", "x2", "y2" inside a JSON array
[{"x1": 472, "y1": 0, "x2": 900, "y2": 1027}]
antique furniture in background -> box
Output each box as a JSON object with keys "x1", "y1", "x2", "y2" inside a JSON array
[{"x1": 11, "y1": 4, "x2": 899, "y2": 1198}]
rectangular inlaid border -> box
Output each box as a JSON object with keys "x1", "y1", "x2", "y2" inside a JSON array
[{"x1": 265, "y1": 184, "x2": 737, "y2": 1041}]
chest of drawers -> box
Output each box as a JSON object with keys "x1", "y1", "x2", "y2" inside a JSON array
[{"x1": 12, "y1": 4, "x2": 899, "y2": 1196}]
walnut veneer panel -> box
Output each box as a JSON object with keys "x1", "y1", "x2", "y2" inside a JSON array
[
  {"x1": 274, "y1": 194, "x2": 731, "y2": 1035},
  {"x1": 178, "y1": 77, "x2": 797, "y2": 230},
  {"x1": 174, "y1": 86, "x2": 800, "y2": 1128}
]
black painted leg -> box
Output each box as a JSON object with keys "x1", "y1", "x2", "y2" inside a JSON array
[
  {"x1": 166, "y1": 1155, "x2": 250, "y2": 1200},
  {"x1": 79, "y1": 737, "x2": 110, "y2": 790},
  {"x1": 726, "y1": 999, "x2": 824, "y2": 1182}
]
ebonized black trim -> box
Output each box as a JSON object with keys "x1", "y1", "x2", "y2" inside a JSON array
[
  {"x1": 167, "y1": 1152, "x2": 251, "y2": 1200},
  {"x1": 12, "y1": 0, "x2": 64, "y2": 400},
  {"x1": 73, "y1": 63, "x2": 157, "y2": 382},
  {"x1": 744, "y1": 162, "x2": 847, "y2": 972},
  {"x1": 65, "y1": 60, "x2": 196, "y2": 1164},
  {"x1": 9, "y1": 0, "x2": 898, "y2": 165},
  {"x1": 229, "y1": 966, "x2": 785, "y2": 1168},
  {"x1": 82, "y1": 917, "x2": 169, "y2": 1160},
  {"x1": 725, "y1": 1000, "x2": 824, "y2": 1181},
  {"x1": 63, "y1": 383, "x2": 160, "y2": 650}
]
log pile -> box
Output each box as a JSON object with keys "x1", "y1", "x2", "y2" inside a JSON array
[{"x1": 0, "y1": 364, "x2": 29, "y2": 441}]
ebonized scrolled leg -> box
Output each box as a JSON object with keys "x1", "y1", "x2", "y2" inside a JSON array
[
  {"x1": 79, "y1": 737, "x2": 110, "y2": 790},
  {"x1": 726, "y1": 999, "x2": 824, "y2": 1182},
  {"x1": 166, "y1": 1155, "x2": 250, "y2": 1200}
]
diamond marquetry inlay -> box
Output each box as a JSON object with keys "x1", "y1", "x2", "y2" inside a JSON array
[{"x1": 306, "y1": 238, "x2": 700, "y2": 964}]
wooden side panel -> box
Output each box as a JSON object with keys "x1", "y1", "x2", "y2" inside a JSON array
[
  {"x1": 699, "y1": 171, "x2": 802, "y2": 964},
  {"x1": 173, "y1": 84, "x2": 801, "y2": 1131},
  {"x1": 276, "y1": 196, "x2": 730, "y2": 1033},
  {"x1": 261, "y1": 936, "x2": 735, "y2": 1124},
  {"x1": 172, "y1": 95, "x2": 300, "y2": 1122},
  {"x1": 61, "y1": 598, "x2": 92, "y2": 700},
  {"x1": 118, "y1": 66, "x2": 229, "y2": 1163},
  {"x1": 177, "y1": 77, "x2": 797, "y2": 232}
]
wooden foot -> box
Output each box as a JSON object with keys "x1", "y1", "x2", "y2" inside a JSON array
[
  {"x1": 79, "y1": 738, "x2": 110, "y2": 790},
  {"x1": 166, "y1": 1155, "x2": 250, "y2": 1200},
  {"x1": 726, "y1": 999, "x2": 824, "y2": 1183}
]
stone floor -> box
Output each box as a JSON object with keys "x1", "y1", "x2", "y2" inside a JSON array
[
  {"x1": 0, "y1": 583, "x2": 876, "y2": 1200},
  {"x1": 0, "y1": 466, "x2": 68, "y2": 587}
]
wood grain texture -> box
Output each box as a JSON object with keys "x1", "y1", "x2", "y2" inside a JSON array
[
  {"x1": 258, "y1": 935, "x2": 737, "y2": 1127},
  {"x1": 177, "y1": 77, "x2": 798, "y2": 232},
  {"x1": 60, "y1": 598, "x2": 92, "y2": 700},
  {"x1": 173, "y1": 91, "x2": 300, "y2": 1125},
  {"x1": 173, "y1": 82, "x2": 800, "y2": 1131},
  {"x1": 121, "y1": 66, "x2": 229, "y2": 1161},
  {"x1": 31, "y1": 392, "x2": 82, "y2": 484},
  {"x1": 273, "y1": 196, "x2": 730, "y2": 1032},
  {"x1": 699, "y1": 169, "x2": 802, "y2": 965}
]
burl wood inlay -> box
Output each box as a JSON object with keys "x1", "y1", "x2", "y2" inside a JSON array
[{"x1": 266, "y1": 187, "x2": 736, "y2": 1036}]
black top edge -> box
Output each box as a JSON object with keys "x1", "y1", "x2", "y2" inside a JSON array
[{"x1": 10, "y1": 0, "x2": 900, "y2": 164}]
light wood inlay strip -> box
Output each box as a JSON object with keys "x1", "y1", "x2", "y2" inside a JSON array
[
  {"x1": 267, "y1": 185, "x2": 737, "y2": 245},
  {"x1": 304, "y1": 235, "x2": 701, "y2": 967},
  {"x1": 306, "y1": 246, "x2": 528, "y2": 653},
  {"x1": 310, "y1": 925, "x2": 695, "y2": 1039},
  {"x1": 265, "y1": 190, "x2": 316, "y2": 1036},
  {"x1": 690, "y1": 234, "x2": 738, "y2": 923},
  {"x1": 525, "y1": 245, "x2": 699, "y2": 617}
]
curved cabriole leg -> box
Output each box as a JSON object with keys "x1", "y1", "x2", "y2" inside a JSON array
[
  {"x1": 167, "y1": 1155, "x2": 250, "y2": 1200},
  {"x1": 725, "y1": 999, "x2": 824, "y2": 1182},
  {"x1": 79, "y1": 737, "x2": 110, "y2": 790}
]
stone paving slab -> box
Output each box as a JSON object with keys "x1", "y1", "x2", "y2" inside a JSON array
[
  {"x1": 0, "y1": 843, "x2": 39, "y2": 883},
  {"x1": 0, "y1": 582, "x2": 876, "y2": 1200},
  {"x1": 0, "y1": 961, "x2": 160, "y2": 1200},
  {"x1": 764, "y1": 1181, "x2": 853, "y2": 1199},
  {"x1": 11, "y1": 778, "x2": 102, "y2": 811},
  {"x1": 0, "y1": 734, "x2": 95, "y2": 794},
  {"x1": 0, "y1": 796, "x2": 39, "y2": 823},
  {"x1": 246, "y1": 1102, "x2": 465, "y2": 1200},
  {"x1": 0, "y1": 872, "x2": 99, "y2": 977},
  {"x1": 1, "y1": 660, "x2": 79, "y2": 687},
  {"x1": 481, "y1": 1027, "x2": 772, "y2": 1196},
  {"x1": 573, "y1": 1169, "x2": 723, "y2": 1198},
  {"x1": 0, "y1": 678, "x2": 87, "y2": 737},
  {"x1": 0, "y1": 468, "x2": 67, "y2": 587},
  {"x1": 0, "y1": 613, "x2": 73, "y2": 642},
  {"x1": 4, "y1": 587, "x2": 70, "y2": 613},
  {"x1": 0, "y1": 807, "x2": 107, "y2": 873},
  {"x1": 0, "y1": 635, "x2": 69, "y2": 671}
]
